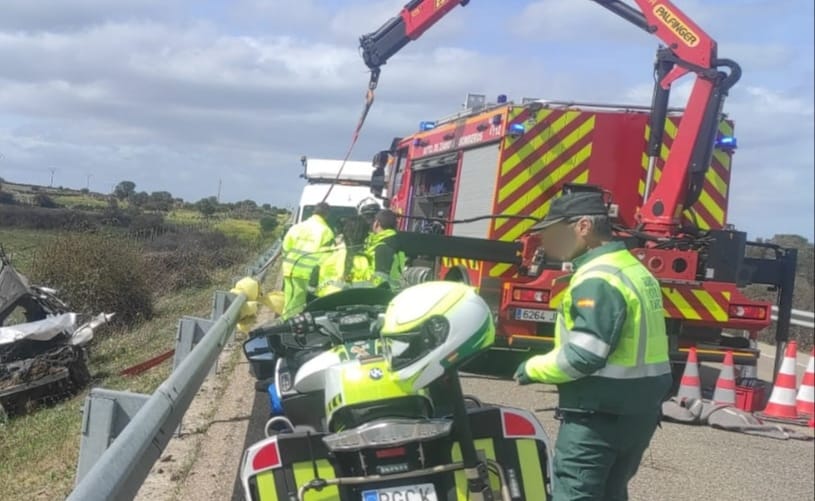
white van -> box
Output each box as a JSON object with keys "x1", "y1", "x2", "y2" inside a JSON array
[{"x1": 295, "y1": 157, "x2": 381, "y2": 229}]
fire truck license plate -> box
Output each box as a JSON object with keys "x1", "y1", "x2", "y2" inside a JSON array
[
  {"x1": 514, "y1": 308, "x2": 556, "y2": 323},
  {"x1": 362, "y1": 483, "x2": 437, "y2": 501}
]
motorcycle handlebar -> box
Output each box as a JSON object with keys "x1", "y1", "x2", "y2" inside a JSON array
[{"x1": 248, "y1": 312, "x2": 327, "y2": 340}]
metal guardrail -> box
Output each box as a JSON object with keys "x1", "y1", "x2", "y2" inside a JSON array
[
  {"x1": 246, "y1": 238, "x2": 283, "y2": 281},
  {"x1": 771, "y1": 306, "x2": 815, "y2": 329},
  {"x1": 69, "y1": 239, "x2": 282, "y2": 501}
]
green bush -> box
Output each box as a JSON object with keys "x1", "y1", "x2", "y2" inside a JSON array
[
  {"x1": 259, "y1": 216, "x2": 279, "y2": 234},
  {"x1": 31, "y1": 234, "x2": 153, "y2": 326},
  {"x1": 142, "y1": 231, "x2": 246, "y2": 292},
  {"x1": 33, "y1": 194, "x2": 59, "y2": 208}
]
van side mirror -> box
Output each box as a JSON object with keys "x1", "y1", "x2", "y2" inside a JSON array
[{"x1": 371, "y1": 166, "x2": 386, "y2": 198}]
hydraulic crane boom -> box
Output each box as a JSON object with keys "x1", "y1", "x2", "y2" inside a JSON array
[
  {"x1": 359, "y1": 0, "x2": 741, "y2": 237},
  {"x1": 359, "y1": 0, "x2": 470, "y2": 69}
]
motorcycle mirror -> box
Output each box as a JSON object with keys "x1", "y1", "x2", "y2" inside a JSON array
[{"x1": 243, "y1": 336, "x2": 277, "y2": 381}]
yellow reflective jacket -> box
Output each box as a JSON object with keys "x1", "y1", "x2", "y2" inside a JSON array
[{"x1": 282, "y1": 215, "x2": 334, "y2": 279}]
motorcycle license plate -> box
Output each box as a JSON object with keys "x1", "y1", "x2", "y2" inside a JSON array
[
  {"x1": 361, "y1": 483, "x2": 437, "y2": 501},
  {"x1": 514, "y1": 308, "x2": 556, "y2": 323}
]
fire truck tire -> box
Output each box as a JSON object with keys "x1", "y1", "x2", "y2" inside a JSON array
[
  {"x1": 402, "y1": 266, "x2": 433, "y2": 286},
  {"x1": 443, "y1": 266, "x2": 470, "y2": 285}
]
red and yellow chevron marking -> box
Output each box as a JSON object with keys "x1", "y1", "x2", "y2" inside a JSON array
[
  {"x1": 639, "y1": 118, "x2": 733, "y2": 229},
  {"x1": 488, "y1": 108, "x2": 595, "y2": 278},
  {"x1": 441, "y1": 257, "x2": 482, "y2": 271},
  {"x1": 661, "y1": 286, "x2": 731, "y2": 322}
]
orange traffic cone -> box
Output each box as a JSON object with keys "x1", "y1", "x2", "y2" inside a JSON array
[
  {"x1": 677, "y1": 347, "x2": 702, "y2": 401},
  {"x1": 796, "y1": 349, "x2": 815, "y2": 417},
  {"x1": 713, "y1": 350, "x2": 736, "y2": 405},
  {"x1": 761, "y1": 341, "x2": 799, "y2": 420}
]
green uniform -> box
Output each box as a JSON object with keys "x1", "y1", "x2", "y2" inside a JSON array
[
  {"x1": 281, "y1": 215, "x2": 334, "y2": 317},
  {"x1": 364, "y1": 228, "x2": 406, "y2": 290},
  {"x1": 315, "y1": 242, "x2": 373, "y2": 297},
  {"x1": 521, "y1": 241, "x2": 672, "y2": 501}
]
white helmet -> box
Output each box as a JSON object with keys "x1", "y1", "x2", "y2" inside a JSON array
[
  {"x1": 380, "y1": 281, "x2": 495, "y2": 390},
  {"x1": 356, "y1": 197, "x2": 381, "y2": 217}
]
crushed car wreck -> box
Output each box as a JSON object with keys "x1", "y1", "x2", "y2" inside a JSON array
[{"x1": 0, "y1": 250, "x2": 112, "y2": 418}]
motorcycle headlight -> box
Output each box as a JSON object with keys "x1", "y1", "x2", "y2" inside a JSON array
[{"x1": 386, "y1": 315, "x2": 449, "y2": 371}]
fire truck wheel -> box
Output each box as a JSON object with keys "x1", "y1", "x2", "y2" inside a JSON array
[{"x1": 443, "y1": 266, "x2": 470, "y2": 285}]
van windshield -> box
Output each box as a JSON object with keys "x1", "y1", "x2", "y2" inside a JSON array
[{"x1": 301, "y1": 205, "x2": 360, "y2": 231}]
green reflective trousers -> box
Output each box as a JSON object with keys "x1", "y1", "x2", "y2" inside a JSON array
[
  {"x1": 282, "y1": 277, "x2": 309, "y2": 319},
  {"x1": 552, "y1": 410, "x2": 659, "y2": 501}
]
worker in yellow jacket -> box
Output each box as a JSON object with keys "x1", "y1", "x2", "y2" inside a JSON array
[
  {"x1": 281, "y1": 203, "x2": 335, "y2": 317},
  {"x1": 364, "y1": 210, "x2": 406, "y2": 290},
  {"x1": 316, "y1": 215, "x2": 373, "y2": 297}
]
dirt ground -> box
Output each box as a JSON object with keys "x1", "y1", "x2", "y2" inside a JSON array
[{"x1": 133, "y1": 309, "x2": 275, "y2": 501}]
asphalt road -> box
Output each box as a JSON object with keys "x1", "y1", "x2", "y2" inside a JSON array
[{"x1": 233, "y1": 343, "x2": 814, "y2": 500}]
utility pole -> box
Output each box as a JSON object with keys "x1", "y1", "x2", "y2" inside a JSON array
[
  {"x1": 86, "y1": 174, "x2": 93, "y2": 191},
  {"x1": 49, "y1": 168, "x2": 56, "y2": 187},
  {"x1": 217, "y1": 178, "x2": 222, "y2": 202}
]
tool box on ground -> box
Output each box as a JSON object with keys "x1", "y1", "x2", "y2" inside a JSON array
[{"x1": 735, "y1": 378, "x2": 767, "y2": 413}]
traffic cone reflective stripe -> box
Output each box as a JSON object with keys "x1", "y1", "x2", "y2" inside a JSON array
[
  {"x1": 713, "y1": 351, "x2": 736, "y2": 405},
  {"x1": 796, "y1": 349, "x2": 815, "y2": 416},
  {"x1": 677, "y1": 347, "x2": 702, "y2": 401},
  {"x1": 762, "y1": 341, "x2": 799, "y2": 419}
]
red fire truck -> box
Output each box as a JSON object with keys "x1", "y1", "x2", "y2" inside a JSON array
[{"x1": 358, "y1": 0, "x2": 797, "y2": 376}]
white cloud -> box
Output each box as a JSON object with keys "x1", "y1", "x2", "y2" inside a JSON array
[
  {"x1": 513, "y1": 0, "x2": 651, "y2": 44},
  {"x1": 0, "y1": 0, "x2": 810, "y2": 239},
  {"x1": 0, "y1": 0, "x2": 181, "y2": 32}
]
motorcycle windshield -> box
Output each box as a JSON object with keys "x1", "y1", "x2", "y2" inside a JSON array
[{"x1": 304, "y1": 286, "x2": 394, "y2": 312}]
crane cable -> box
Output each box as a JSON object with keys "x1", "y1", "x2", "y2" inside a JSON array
[{"x1": 320, "y1": 68, "x2": 381, "y2": 204}]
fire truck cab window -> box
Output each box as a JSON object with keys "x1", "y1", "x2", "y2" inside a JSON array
[
  {"x1": 409, "y1": 153, "x2": 458, "y2": 234},
  {"x1": 390, "y1": 150, "x2": 407, "y2": 196}
]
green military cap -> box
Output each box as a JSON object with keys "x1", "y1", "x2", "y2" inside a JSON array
[{"x1": 531, "y1": 191, "x2": 608, "y2": 232}]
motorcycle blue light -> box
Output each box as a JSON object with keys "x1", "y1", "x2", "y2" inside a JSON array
[
  {"x1": 716, "y1": 136, "x2": 737, "y2": 149},
  {"x1": 267, "y1": 383, "x2": 284, "y2": 415},
  {"x1": 419, "y1": 121, "x2": 436, "y2": 131}
]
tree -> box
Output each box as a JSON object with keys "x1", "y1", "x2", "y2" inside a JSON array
[
  {"x1": 259, "y1": 216, "x2": 279, "y2": 234},
  {"x1": 34, "y1": 193, "x2": 59, "y2": 208},
  {"x1": 147, "y1": 191, "x2": 174, "y2": 212},
  {"x1": 0, "y1": 189, "x2": 15, "y2": 205},
  {"x1": 261, "y1": 203, "x2": 272, "y2": 212},
  {"x1": 114, "y1": 181, "x2": 136, "y2": 200},
  {"x1": 129, "y1": 191, "x2": 149, "y2": 208},
  {"x1": 195, "y1": 196, "x2": 218, "y2": 218}
]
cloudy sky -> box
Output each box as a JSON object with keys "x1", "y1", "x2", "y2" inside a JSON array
[{"x1": 0, "y1": 0, "x2": 812, "y2": 239}]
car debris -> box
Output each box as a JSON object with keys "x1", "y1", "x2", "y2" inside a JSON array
[{"x1": 0, "y1": 249, "x2": 113, "y2": 419}]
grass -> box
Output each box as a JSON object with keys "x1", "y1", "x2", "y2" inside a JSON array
[
  {"x1": 51, "y1": 194, "x2": 109, "y2": 209},
  {"x1": 166, "y1": 209, "x2": 204, "y2": 223},
  {"x1": 215, "y1": 217, "x2": 263, "y2": 246},
  {"x1": 0, "y1": 267, "x2": 241, "y2": 500},
  {"x1": 0, "y1": 228, "x2": 61, "y2": 273},
  {"x1": 0, "y1": 226, "x2": 259, "y2": 498}
]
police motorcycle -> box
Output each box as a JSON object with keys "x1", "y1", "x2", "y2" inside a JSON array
[{"x1": 240, "y1": 282, "x2": 553, "y2": 501}]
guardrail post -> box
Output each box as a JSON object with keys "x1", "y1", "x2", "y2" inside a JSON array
[
  {"x1": 174, "y1": 316, "x2": 217, "y2": 377},
  {"x1": 75, "y1": 389, "x2": 149, "y2": 485},
  {"x1": 212, "y1": 290, "x2": 238, "y2": 342}
]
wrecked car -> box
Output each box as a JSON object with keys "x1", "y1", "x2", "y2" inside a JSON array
[{"x1": 0, "y1": 250, "x2": 112, "y2": 418}]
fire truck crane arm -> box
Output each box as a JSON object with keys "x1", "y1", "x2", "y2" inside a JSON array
[
  {"x1": 359, "y1": 0, "x2": 469, "y2": 70},
  {"x1": 359, "y1": 0, "x2": 742, "y2": 237},
  {"x1": 592, "y1": 1, "x2": 741, "y2": 234}
]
